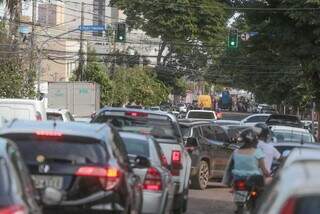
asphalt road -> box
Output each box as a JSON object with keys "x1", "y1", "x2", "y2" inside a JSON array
[{"x1": 187, "y1": 182, "x2": 235, "y2": 214}]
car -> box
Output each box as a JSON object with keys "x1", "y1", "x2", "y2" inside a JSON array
[
  {"x1": 256, "y1": 104, "x2": 276, "y2": 114},
  {"x1": 119, "y1": 132, "x2": 174, "y2": 214},
  {"x1": 240, "y1": 113, "x2": 271, "y2": 126},
  {"x1": 0, "y1": 120, "x2": 143, "y2": 214},
  {"x1": 46, "y1": 108, "x2": 75, "y2": 122},
  {"x1": 150, "y1": 106, "x2": 161, "y2": 111},
  {"x1": 177, "y1": 103, "x2": 187, "y2": 113},
  {"x1": 266, "y1": 114, "x2": 303, "y2": 128},
  {"x1": 91, "y1": 107, "x2": 192, "y2": 213},
  {"x1": 271, "y1": 125, "x2": 316, "y2": 143},
  {"x1": 271, "y1": 141, "x2": 320, "y2": 156},
  {"x1": 0, "y1": 98, "x2": 47, "y2": 121},
  {"x1": 0, "y1": 138, "x2": 43, "y2": 214},
  {"x1": 255, "y1": 160, "x2": 320, "y2": 214},
  {"x1": 179, "y1": 120, "x2": 239, "y2": 189},
  {"x1": 281, "y1": 147, "x2": 320, "y2": 169},
  {"x1": 185, "y1": 110, "x2": 217, "y2": 121},
  {"x1": 213, "y1": 120, "x2": 241, "y2": 126}
]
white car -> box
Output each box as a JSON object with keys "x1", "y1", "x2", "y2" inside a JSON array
[
  {"x1": 0, "y1": 98, "x2": 47, "y2": 121},
  {"x1": 46, "y1": 108, "x2": 75, "y2": 122},
  {"x1": 186, "y1": 110, "x2": 217, "y2": 121},
  {"x1": 256, "y1": 159, "x2": 320, "y2": 214},
  {"x1": 240, "y1": 113, "x2": 271, "y2": 126},
  {"x1": 282, "y1": 147, "x2": 320, "y2": 169},
  {"x1": 271, "y1": 125, "x2": 316, "y2": 143}
]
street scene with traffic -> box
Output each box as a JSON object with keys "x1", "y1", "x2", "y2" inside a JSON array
[{"x1": 1, "y1": 0, "x2": 320, "y2": 214}]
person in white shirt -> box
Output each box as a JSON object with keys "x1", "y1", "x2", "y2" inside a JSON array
[{"x1": 255, "y1": 123, "x2": 281, "y2": 173}]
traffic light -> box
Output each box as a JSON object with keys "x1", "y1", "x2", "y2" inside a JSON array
[
  {"x1": 228, "y1": 29, "x2": 238, "y2": 48},
  {"x1": 116, "y1": 23, "x2": 126, "y2": 42}
]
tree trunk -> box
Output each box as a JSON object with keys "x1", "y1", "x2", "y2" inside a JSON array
[{"x1": 157, "y1": 41, "x2": 167, "y2": 65}]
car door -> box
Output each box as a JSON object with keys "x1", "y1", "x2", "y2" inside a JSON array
[
  {"x1": 8, "y1": 144, "x2": 42, "y2": 214},
  {"x1": 200, "y1": 125, "x2": 221, "y2": 177},
  {"x1": 211, "y1": 126, "x2": 234, "y2": 174}
]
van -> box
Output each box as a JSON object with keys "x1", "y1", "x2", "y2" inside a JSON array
[
  {"x1": 197, "y1": 95, "x2": 212, "y2": 109},
  {"x1": 0, "y1": 99, "x2": 47, "y2": 121}
]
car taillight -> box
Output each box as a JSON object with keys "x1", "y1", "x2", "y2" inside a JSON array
[
  {"x1": 76, "y1": 166, "x2": 121, "y2": 190},
  {"x1": 143, "y1": 167, "x2": 162, "y2": 191},
  {"x1": 36, "y1": 111, "x2": 42, "y2": 121},
  {"x1": 171, "y1": 150, "x2": 182, "y2": 176},
  {"x1": 125, "y1": 112, "x2": 148, "y2": 117},
  {"x1": 279, "y1": 198, "x2": 297, "y2": 214},
  {"x1": 234, "y1": 180, "x2": 246, "y2": 191},
  {"x1": 160, "y1": 153, "x2": 168, "y2": 168},
  {"x1": 0, "y1": 205, "x2": 26, "y2": 214}
]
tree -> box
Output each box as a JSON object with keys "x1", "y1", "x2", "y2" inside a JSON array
[{"x1": 110, "y1": 0, "x2": 230, "y2": 88}]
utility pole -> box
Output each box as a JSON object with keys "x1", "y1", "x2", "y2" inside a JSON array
[
  {"x1": 30, "y1": 0, "x2": 37, "y2": 73},
  {"x1": 78, "y1": 2, "x2": 85, "y2": 81}
]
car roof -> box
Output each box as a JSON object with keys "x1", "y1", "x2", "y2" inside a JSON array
[
  {"x1": 188, "y1": 110, "x2": 215, "y2": 113},
  {"x1": 119, "y1": 131, "x2": 150, "y2": 142},
  {"x1": 0, "y1": 98, "x2": 43, "y2": 104},
  {"x1": 46, "y1": 108, "x2": 69, "y2": 113},
  {"x1": 272, "y1": 142, "x2": 320, "y2": 148},
  {"x1": 271, "y1": 126, "x2": 310, "y2": 133},
  {"x1": 98, "y1": 107, "x2": 177, "y2": 122},
  {"x1": 244, "y1": 113, "x2": 271, "y2": 118},
  {"x1": 1, "y1": 120, "x2": 110, "y2": 141},
  {"x1": 284, "y1": 147, "x2": 320, "y2": 167},
  {"x1": 178, "y1": 119, "x2": 211, "y2": 127}
]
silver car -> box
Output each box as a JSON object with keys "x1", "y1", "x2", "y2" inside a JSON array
[
  {"x1": 256, "y1": 150, "x2": 320, "y2": 214},
  {"x1": 120, "y1": 132, "x2": 174, "y2": 214}
]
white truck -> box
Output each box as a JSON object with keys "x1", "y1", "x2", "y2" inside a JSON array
[{"x1": 48, "y1": 82, "x2": 100, "y2": 118}]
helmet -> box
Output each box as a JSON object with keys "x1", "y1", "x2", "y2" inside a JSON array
[
  {"x1": 238, "y1": 128, "x2": 258, "y2": 148},
  {"x1": 254, "y1": 123, "x2": 271, "y2": 139}
]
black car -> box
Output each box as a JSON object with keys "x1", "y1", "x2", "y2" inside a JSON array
[
  {"x1": 0, "y1": 120, "x2": 143, "y2": 214},
  {"x1": 266, "y1": 114, "x2": 303, "y2": 128},
  {"x1": 0, "y1": 138, "x2": 42, "y2": 214},
  {"x1": 179, "y1": 120, "x2": 239, "y2": 190}
]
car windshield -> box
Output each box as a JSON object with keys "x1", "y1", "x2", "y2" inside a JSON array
[
  {"x1": 246, "y1": 116, "x2": 269, "y2": 123},
  {"x1": 179, "y1": 125, "x2": 191, "y2": 138},
  {"x1": 5, "y1": 135, "x2": 108, "y2": 164},
  {"x1": 0, "y1": 158, "x2": 9, "y2": 196},
  {"x1": 188, "y1": 112, "x2": 215, "y2": 119},
  {"x1": 121, "y1": 137, "x2": 150, "y2": 158},
  {"x1": 273, "y1": 131, "x2": 314, "y2": 143},
  {"x1": 47, "y1": 113, "x2": 63, "y2": 121},
  {"x1": 93, "y1": 114, "x2": 180, "y2": 140}
]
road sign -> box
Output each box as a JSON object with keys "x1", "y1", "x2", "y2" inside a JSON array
[
  {"x1": 79, "y1": 25, "x2": 106, "y2": 32},
  {"x1": 241, "y1": 33, "x2": 250, "y2": 41}
]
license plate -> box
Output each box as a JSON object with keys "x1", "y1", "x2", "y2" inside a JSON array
[
  {"x1": 32, "y1": 175, "x2": 63, "y2": 189},
  {"x1": 234, "y1": 191, "x2": 248, "y2": 202}
]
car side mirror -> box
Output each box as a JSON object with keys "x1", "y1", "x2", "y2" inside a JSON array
[
  {"x1": 132, "y1": 156, "x2": 151, "y2": 169},
  {"x1": 185, "y1": 137, "x2": 198, "y2": 147},
  {"x1": 42, "y1": 187, "x2": 63, "y2": 205}
]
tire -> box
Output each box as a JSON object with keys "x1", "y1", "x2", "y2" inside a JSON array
[{"x1": 191, "y1": 161, "x2": 209, "y2": 190}]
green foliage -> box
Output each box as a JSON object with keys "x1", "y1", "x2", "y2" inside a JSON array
[{"x1": 111, "y1": 67, "x2": 169, "y2": 106}]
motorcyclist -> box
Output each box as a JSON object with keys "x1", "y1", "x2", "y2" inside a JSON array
[
  {"x1": 231, "y1": 128, "x2": 270, "y2": 181},
  {"x1": 255, "y1": 123, "x2": 281, "y2": 175}
]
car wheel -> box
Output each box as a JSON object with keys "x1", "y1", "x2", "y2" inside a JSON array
[{"x1": 191, "y1": 161, "x2": 209, "y2": 190}]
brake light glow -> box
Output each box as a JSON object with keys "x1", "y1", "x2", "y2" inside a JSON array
[
  {"x1": 0, "y1": 205, "x2": 26, "y2": 214},
  {"x1": 125, "y1": 112, "x2": 148, "y2": 117},
  {"x1": 76, "y1": 166, "x2": 121, "y2": 190},
  {"x1": 35, "y1": 131, "x2": 63, "y2": 137},
  {"x1": 143, "y1": 167, "x2": 162, "y2": 191},
  {"x1": 234, "y1": 180, "x2": 246, "y2": 191},
  {"x1": 171, "y1": 150, "x2": 182, "y2": 176},
  {"x1": 280, "y1": 198, "x2": 297, "y2": 214}
]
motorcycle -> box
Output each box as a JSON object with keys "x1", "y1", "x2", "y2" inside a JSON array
[{"x1": 233, "y1": 176, "x2": 264, "y2": 214}]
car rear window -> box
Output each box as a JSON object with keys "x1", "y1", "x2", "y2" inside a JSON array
[
  {"x1": 187, "y1": 112, "x2": 215, "y2": 119},
  {"x1": 122, "y1": 137, "x2": 150, "y2": 157},
  {"x1": 0, "y1": 158, "x2": 9, "y2": 196},
  {"x1": 4, "y1": 135, "x2": 108, "y2": 164},
  {"x1": 179, "y1": 125, "x2": 191, "y2": 138},
  {"x1": 273, "y1": 131, "x2": 314, "y2": 143},
  {"x1": 47, "y1": 113, "x2": 63, "y2": 121},
  {"x1": 93, "y1": 114, "x2": 180, "y2": 140}
]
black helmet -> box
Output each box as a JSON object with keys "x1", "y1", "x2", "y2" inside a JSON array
[
  {"x1": 238, "y1": 128, "x2": 258, "y2": 148},
  {"x1": 254, "y1": 123, "x2": 271, "y2": 139}
]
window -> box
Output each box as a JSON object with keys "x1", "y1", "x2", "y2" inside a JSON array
[
  {"x1": 180, "y1": 125, "x2": 191, "y2": 138},
  {"x1": 192, "y1": 127, "x2": 202, "y2": 139},
  {"x1": 122, "y1": 137, "x2": 150, "y2": 157},
  {"x1": 0, "y1": 158, "x2": 9, "y2": 196},
  {"x1": 246, "y1": 116, "x2": 269, "y2": 123},
  {"x1": 295, "y1": 195, "x2": 320, "y2": 214},
  {"x1": 213, "y1": 127, "x2": 229, "y2": 142},
  {"x1": 187, "y1": 111, "x2": 215, "y2": 119},
  {"x1": 201, "y1": 125, "x2": 215, "y2": 140},
  {"x1": 47, "y1": 113, "x2": 63, "y2": 121},
  {"x1": 65, "y1": 112, "x2": 75, "y2": 121}
]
